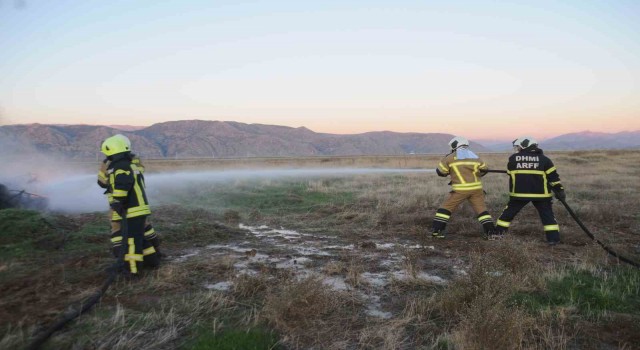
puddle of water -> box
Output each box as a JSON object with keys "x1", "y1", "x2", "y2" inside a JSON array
[
  {"x1": 276, "y1": 257, "x2": 312, "y2": 269},
  {"x1": 174, "y1": 251, "x2": 200, "y2": 262},
  {"x1": 205, "y1": 281, "x2": 233, "y2": 291},
  {"x1": 376, "y1": 243, "x2": 395, "y2": 249},
  {"x1": 324, "y1": 244, "x2": 355, "y2": 250},
  {"x1": 323, "y1": 276, "x2": 349, "y2": 291},
  {"x1": 206, "y1": 244, "x2": 254, "y2": 253},
  {"x1": 392, "y1": 270, "x2": 446, "y2": 284},
  {"x1": 184, "y1": 223, "x2": 455, "y2": 322},
  {"x1": 294, "y1": 246, "x2": 333, "y2": 256},
  {"x1": 361, "y1": 272, "x2": 389, "y2": 288},
  {"x1": 365, "y1": 309, "x2": 393, "y2": 319}
]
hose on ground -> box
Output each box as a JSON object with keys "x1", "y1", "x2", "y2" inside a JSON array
[
  {"x1": 487, "y1": 169, "x2": 640, "y2": 269},
  {"x1": 26, "y1": 215, "x2": 129, "y2": 350}
]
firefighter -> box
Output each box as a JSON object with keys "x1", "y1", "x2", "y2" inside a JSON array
[
  {"x1": 98, "y1": 134, "x2": 162, "y2": 259},
  {"x1": 101, "y1": 135, "x2": 159, "y2": 274},
  {"x1": 491, "y1": 137, "x2": 565, "y2": 245},
  {"x1": 431, "y1": 136, "x2": 495, "y2": 238}
]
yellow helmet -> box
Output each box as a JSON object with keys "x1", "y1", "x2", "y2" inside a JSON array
[
  {"x1": 113, "y1": 134, "x2": 132, "y2": 149},
  {"x1": 101, "y1": 135, "x2": 130, "y2": 156}
]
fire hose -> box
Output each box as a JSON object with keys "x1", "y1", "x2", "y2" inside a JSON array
[
  {"x1": 487, "y1": 169, "x2": 640, "y2": 269},
  {"x1": 26, "y1": 213, "x2": 129, "y2": 350}
]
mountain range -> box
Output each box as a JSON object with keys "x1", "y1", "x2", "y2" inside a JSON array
[
  {"x1": 481, "y1": 131, "x2": 640, "y2": 151},
  {"x1": 0, "y1": 120, "x2": 488, "y2": 160},
  {"x1": 1, "y1": 120, "x2": 637, "y2": 160}
]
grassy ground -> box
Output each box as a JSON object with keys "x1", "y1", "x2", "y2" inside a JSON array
[{"x1": 1, "y1": 150, "x2": 639, "y2": 349}]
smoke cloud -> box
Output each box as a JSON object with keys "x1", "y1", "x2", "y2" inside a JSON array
[{"x1": 37, "y1": 168, "x2": 432, "y2": 213}]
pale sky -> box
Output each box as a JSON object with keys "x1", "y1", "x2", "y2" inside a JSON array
[{"x1": 1, "y1": 0, "x2": 639, "y2": 139}]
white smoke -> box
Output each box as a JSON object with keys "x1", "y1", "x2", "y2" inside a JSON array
[{"x1": 39, "y1": 168, "x2": 432, "y2": 213}]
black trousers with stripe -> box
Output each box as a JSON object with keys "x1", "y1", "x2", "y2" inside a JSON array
[
  {"x1": 495, "y1": 198, "x2": 560, "y2": 243},
  {"x1": 112, "y1": 215, "x2": 160, "y2": 273}
]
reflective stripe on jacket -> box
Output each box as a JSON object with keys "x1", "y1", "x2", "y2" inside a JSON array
[
  {"x1": 437, "y1": 152, "x2": 488, "y2": 191},
  {"x1": 506, "y1": 148, "x2": 562, "y2": 200},
  {"x1": 107, "y1": 154, "x2": 151, "y2": 219}
]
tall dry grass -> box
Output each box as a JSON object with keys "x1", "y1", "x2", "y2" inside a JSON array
[{"x1": 261, "y1": 275, "x2": 363, "y2": 349}]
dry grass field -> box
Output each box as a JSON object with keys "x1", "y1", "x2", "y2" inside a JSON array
[{"x1": 1, "y1": 150, "x2": 639, "y2": 349}]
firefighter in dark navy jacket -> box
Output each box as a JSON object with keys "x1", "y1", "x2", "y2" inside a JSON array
[
  {"x1": 98, "y1": 134, "x2": 161, "y2": 261},
  {"x1": 491, "y1": 136, "x2": 565, "y2": 245},
  {"x1": 101, "y1": 135, "x2": 159, "y2": 275}
]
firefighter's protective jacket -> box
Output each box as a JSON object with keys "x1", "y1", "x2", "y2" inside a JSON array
[
  {"x1": 506, "y1": 147, "x2": 562, "y2": 200},
  {"x1": 436, "y1": 151, "x2": 488, "y2": 192},
  {"x1": 99, "y1": 155, "x2": 145, "y2": 206},
  {"x1": 98, "y1": 155, "x2": 144, "y2": 188},
  {"x1": 107, "y1": 153, "x2": 151, "y2": 219}
]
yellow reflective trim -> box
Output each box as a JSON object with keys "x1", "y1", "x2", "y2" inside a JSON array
[
  {"x1": 438, "y1": 162, "x2": 448, "y2": 172},
  {"x1": 510, "y1": 170, "x2": 549, "y2": 195},
  {"x1": 550, "y1": 181, "x2": 561, "y2": 186},
  {"x1": 510, "y1": 192, "x2": 553, "y2": 198},
  {"x1": 144, "y1": 227, "x2": 156, "y2": 236},
  {"x1": 472, "y1": 163, "x2": 479, "y2": 183},
  {"x1": 451, "y1": 164, "x2": 465, "y2": 184},
  {"x1": 545, "y1": 167, "x2": 557, "y2": 174},
  {"x1": 510, "y1": 172, "x2": 515, "y2": 193},
  {"x1": 113, "y1": 189, "x2": 127, "y2": 197},
  {"x1": 115, "y1": 169, "x2": 131, "y2": 176},
  {"x1": 125, "y1": 254, "x2": 144, "y2": 262},
  {"x1": 435, "y1": 213, "x2": 450, "y2": 219},
  {"x1": 111, "y1": 211, "x2": 122, "y2": 221},
  {"x1": 454, "y1": 181, "x2": 482, "y2": 187},
  {"x1": 143, "y1": 246, "x2": 156, "y2": 256},
  {"x1": 127, "y1": 238, "x2": 138, "y2": 273},
  {"x1": 452, "y1": 181, "x2": 482, "y2": 191},
  {"x1": 132, "y1": 173, "x2": 146, "y2": 213},
  {"x1": 453, "y1": 185, "x2": 483, "y2": 191},
  {"x1": 510, "y1": 170, "x2": 546, "y2": 175},
  {"x1": 127, "y1": 205, "x2": 151, "y2": 215},
  {"x1": 450, "y1": 161, "x2": 483, "y2": 166},
  {"x1": 125, "y1": 210, "x2": 151, "y2": 219},
  {"x1": 497, "y1": 220, "x2": 510, "y2": 228},
  {"x1": 111, "y1": 236, "x2": 122, "y2": 243},
  {"x1": 544, "y1": 224, "x2": 560, "y2": 231},
  {"x1": 477, "y1": 215, "x2": 492, "y2": 222}
]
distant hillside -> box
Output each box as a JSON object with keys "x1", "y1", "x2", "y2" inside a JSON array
[
  {"x1": 479, "y1": 131, "x2": 640, "y2": 152},
  {"x1": 541, "y1": 131, "x2": 640, "y2": 151},
  {"x1": 0, "y1": 120, "x2": 489, "y2": 160}
]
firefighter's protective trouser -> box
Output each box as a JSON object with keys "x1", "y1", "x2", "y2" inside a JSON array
[
  {"x1": 495, "y1": 198, "x2": 560, "y2": 243},
  {"x1": 109, "y1": 209, "x2": 161, "y2": 254},
  {"x1": 431, "y1": 189, "x2": 494, "y2": 234},
  {"x1": 110, "y1": 215, "x2": 159, "y2": 273}
]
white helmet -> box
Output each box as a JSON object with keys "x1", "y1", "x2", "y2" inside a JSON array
[
  {"x1": 448, "y1": 136, "x2": 469, "y2": 151},
  {"x1": 512, "y1": 136, "x2": 538, "y2": 150}
]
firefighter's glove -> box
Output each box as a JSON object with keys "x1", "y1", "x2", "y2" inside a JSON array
[
  {"x1": 553, "y1": 188, "x2": 566, "y2": 201},
  {"x1": 110, "y1": 200, "x2": 126, "y2": 216}
]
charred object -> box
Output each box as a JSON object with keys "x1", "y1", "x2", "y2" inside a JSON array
[{"x1": 0, "y1": 183, "x2": 49, "y2": 210}]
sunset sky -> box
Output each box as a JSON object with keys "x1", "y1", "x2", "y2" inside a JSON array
[{"x1": 1, "y1": 0, "x2": 638, "y2": 140}]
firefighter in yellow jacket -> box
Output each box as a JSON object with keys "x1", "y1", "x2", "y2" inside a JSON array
[
  {"x1": 98, "y1": 134, "x2": 161, "y2": 259},
  {"x1": 431, "y1": 136, "x2": 494, "y2": 238},
  {"x1": 100, "y1": 135, "x2": 159, "y2": 274}
]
